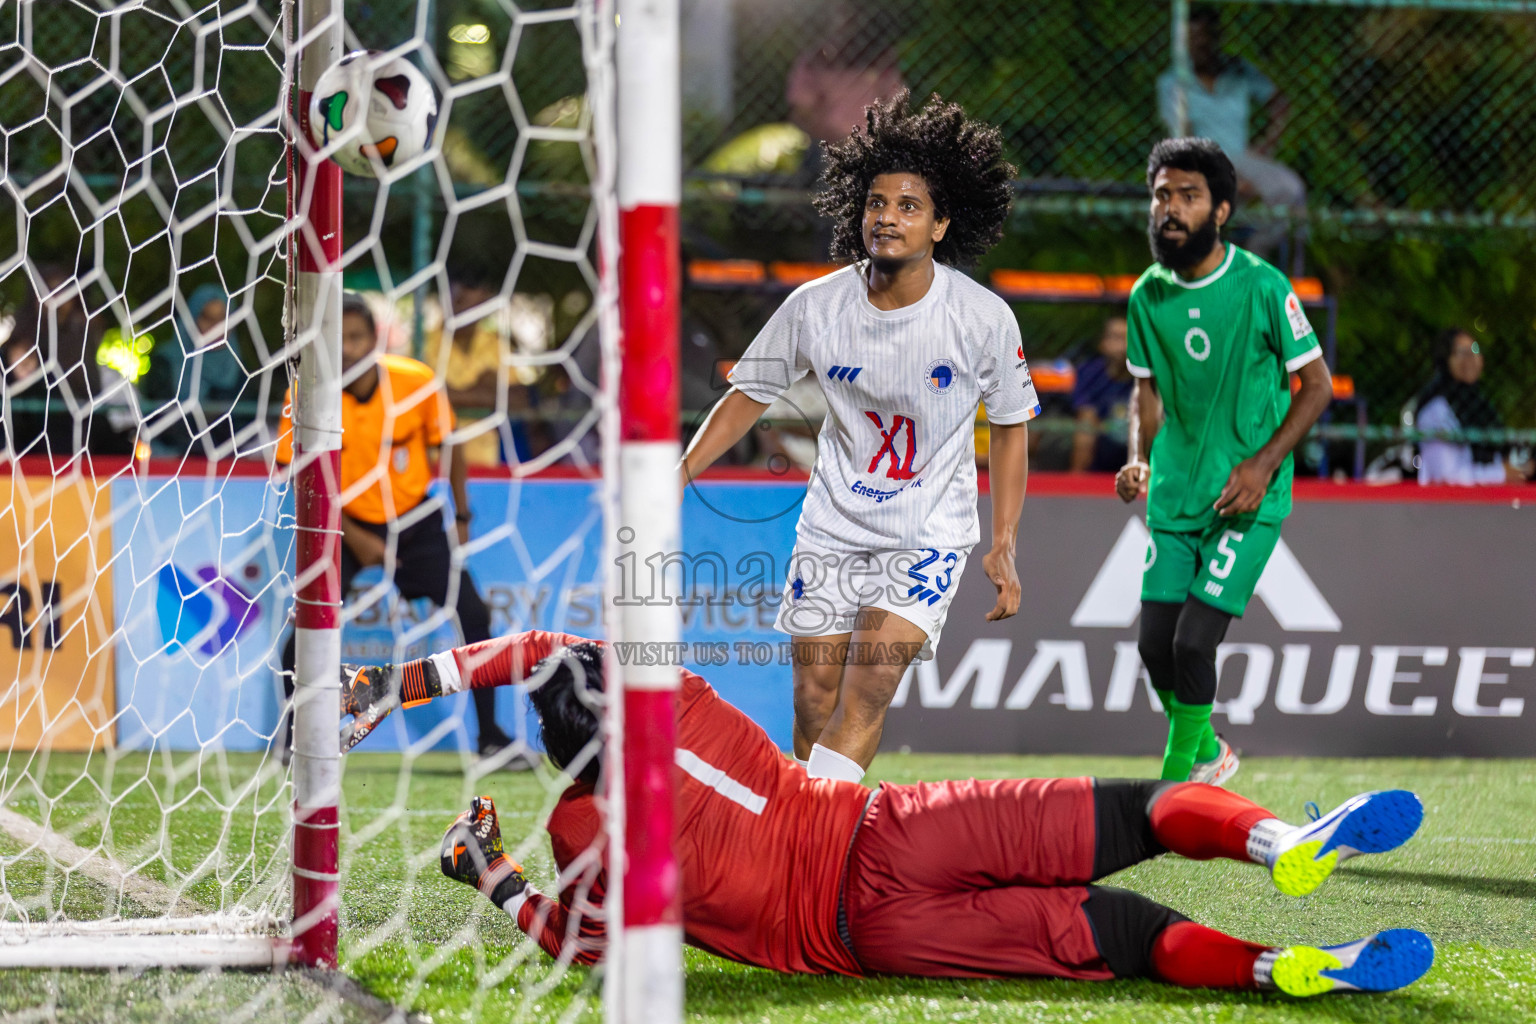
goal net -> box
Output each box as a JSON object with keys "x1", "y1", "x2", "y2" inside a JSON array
[{"x1": 0, "y1": 0, "x2": 663, "y2": 1020}]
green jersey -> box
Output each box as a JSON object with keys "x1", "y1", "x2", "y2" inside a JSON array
[{"x1": 1126, "y1": 244, "x2": 1321, "y2": 532}]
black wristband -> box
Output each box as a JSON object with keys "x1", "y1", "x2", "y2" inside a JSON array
[
  {"x1": 420, "y1": 658, "x2": 446, "y2": 699},
  {"x1": 455, "y1": 511, "x2": 472, "y2": 522}
]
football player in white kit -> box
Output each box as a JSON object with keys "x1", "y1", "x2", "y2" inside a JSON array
[{"x1": 681, "y1": 93, "x2": 1038, "y2": 782}]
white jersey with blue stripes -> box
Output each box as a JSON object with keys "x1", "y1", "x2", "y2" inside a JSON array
[{"x1": 728, "y1": 262, "x2": 1040, "y2": 551}]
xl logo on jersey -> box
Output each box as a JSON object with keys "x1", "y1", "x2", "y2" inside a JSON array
[
  {"x1": 864, "y1": 411, "x2": 917, "y2": 480},
  {"x1": 826, "y1": 365, "x2": 863, "y2": 382}
]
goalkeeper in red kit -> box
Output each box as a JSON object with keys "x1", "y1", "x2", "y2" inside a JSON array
[{"x1": 341, "y1": 631, "x2": 1433, "y2": 998}]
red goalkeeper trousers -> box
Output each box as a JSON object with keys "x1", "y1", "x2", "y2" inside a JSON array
[{"x1": 842, "y1": 777, "x2": 1113, "y2": 980}]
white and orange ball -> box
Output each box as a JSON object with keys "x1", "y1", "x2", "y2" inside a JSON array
[{"x1": 308, "y1": 52, "x2": 438, "y2": 177}]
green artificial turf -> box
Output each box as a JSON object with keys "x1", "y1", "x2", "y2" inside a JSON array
[{"x1": 2, "y1": 752, "x2": 1533, "y2": 1022}]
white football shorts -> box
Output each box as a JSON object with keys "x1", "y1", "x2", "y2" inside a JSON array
[{"x1": 772, "y1": 540, "x2": 973, "y2": 660}]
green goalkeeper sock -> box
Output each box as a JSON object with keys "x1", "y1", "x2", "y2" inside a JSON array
[
  {"x1": 1155, "y1": 687, "x2": 1175, "y2": 719},
  {"x1": 1161, "y1": 698, "x2": 1215, "y2": 781},
  {"x1": 1194, "y1": 722, "x2": 1221, "y2": 764}
]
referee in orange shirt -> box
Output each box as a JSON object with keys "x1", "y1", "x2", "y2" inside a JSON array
[{"x1": 277, "y1": 295, "x2": 513, "y2": 758}]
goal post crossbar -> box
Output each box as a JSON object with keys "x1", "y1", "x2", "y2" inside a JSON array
[
  {"x1": 0, "y1": 914, "x2": 289, "y2": 970},
  {"x1": 0, "y1": 934, "x2": 290, "y2": 971}
]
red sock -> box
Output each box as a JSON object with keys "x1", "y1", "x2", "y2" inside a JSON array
[
  {"x1": 1149, "y1": 782, "x2": 1277, "y2": 862},
  {"x1": 1152, "y1": 921, "x2": 1270, "y2": 989}
]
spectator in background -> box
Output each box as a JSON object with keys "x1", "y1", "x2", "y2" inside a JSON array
[
  {"x1": 141, "y1": 283, "x2": 252, "y2": 457},
  {"x1": 2, "y1": 334, "x2": 53, "y2": 454},
  {"x1": 1070, "y1": 314, "x2": 1135, "y2": 473},
  {"x1": 422, "y1": 263, "x2": 539, "y2": 466},
  {"x1": 6, "y1": 263, "x2": 108, "y2": 455},
  {"x1": 276, "y1": 294, "x2": 516, "y2": 759},
  {"x1": 1415, "y1": 328, "x2": 1532, "y2": 486},
  {"x1": 1156, "y1": 7, "x2": 1304, "y2": 256},
  {"x1": 785, "y1": 5, "x2": 906, "y2": 190},
  {"x1": 787, "y1": 43, "x2": 904, "y2": 152}
]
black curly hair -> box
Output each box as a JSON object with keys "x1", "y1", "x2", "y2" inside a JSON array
[
  {"x1": 527, "y1": 641, "x2": 605, "y2": 785},
  {"x1": 814, "y1": 91, "x2": 1016, "y2": 267}
]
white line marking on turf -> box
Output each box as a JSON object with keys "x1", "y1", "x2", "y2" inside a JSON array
[
  {"x1": 1425, "y1": 837, "x2": 1536, "y2": 845},
  {"x1": 0, "y1": 806, "x2": 204, "y2": 916}
]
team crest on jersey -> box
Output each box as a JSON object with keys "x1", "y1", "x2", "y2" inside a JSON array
[
  {"x1": 1284, "y1": 292, "x2": 1312, "y2": 341},
  {"x1": 1184, "y1": 327, "x2": 1212, "y2": 362},
  {"x1": 393, "y1": 446, "x2": 410, "y2": 472},
  {"x1": 925, "y1": 359, "x2": 957, "y2": 395}
]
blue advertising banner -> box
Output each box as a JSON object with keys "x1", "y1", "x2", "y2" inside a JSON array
[
  {"x1": 108, "y1": 474, "x2": 805, "y2": 753},
  {"x1": 111, "y1": 475, "x2": 289, "y2": 752},
  {"x1": 339, "y1": 478, "x2": 608, "y2": 753},
  {"x1": 110, "y1": 474, "x2": 1534, "y2": 757}
]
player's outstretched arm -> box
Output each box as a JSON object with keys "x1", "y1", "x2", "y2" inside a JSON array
[
  {"x1": 1214, "y1": 358, "x2": 1333, "y2": 517},
  {"x1": 984, "y1": 420, "x2": 1027, "y2": 621},
  {"x1": 680, "y1": 388, "x2": 772, "y2": 492},
  {"x1": 340, "y1": 631, "x2": 581, "y2": 750}
]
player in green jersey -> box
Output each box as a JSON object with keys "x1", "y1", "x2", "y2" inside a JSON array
[{"x1": 1115, "y1": 138, "x2": 1334, "y2": 785}]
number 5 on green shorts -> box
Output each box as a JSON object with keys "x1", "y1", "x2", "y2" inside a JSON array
[{"x1": 1142, "y1": 518, "x2": 1282, "y2": 617}]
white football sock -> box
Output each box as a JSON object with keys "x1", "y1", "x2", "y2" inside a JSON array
[
  {"x1": 1252, "y1": 948, "x2": 1281, "y2": 989},
  {"x1": 501, "y1": 886, "x2": 532, "y2": 922},
  {"x1": 806, "y1": 743, "x2": 865, "y2": 783},
  {"x1": 430, "y1": 651, "x2": 464, "y2": 694},
  {"x1": 1245, "y1": 817, "x2": 1290, "y2": 866}
]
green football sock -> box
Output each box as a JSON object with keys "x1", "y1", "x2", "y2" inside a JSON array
[
  {"x1": 1194, "y1": 722, "x2": 1222, "y2": 764},
  {"x1": 1155, "y1": 688, "x2": 1175, "y2": 720},
  {"x1": 1161, "y1": 698, "x2": 1215, "y2": 781}
]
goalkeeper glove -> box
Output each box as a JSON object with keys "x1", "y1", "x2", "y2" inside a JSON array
[
  {"x1": 441, "y1": 796, "x2": 530, "y2": 912},
  {"x1": 339, "y1": 659, "x2": 443, "y2": 752}
]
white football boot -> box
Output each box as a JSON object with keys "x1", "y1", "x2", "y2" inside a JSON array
[
  {"x1": 1255, "y1": 790, "x2": 1424, "y2": 897},
  {"x1": 1257, "y1": 929, "x2": 1435, "y2": 996}
]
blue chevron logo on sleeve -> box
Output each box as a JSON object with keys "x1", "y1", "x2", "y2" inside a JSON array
[{"x1": 827, "y1": 365, "x2": 863, "y2": 382}]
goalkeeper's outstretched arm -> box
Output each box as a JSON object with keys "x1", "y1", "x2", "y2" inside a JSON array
[{"x1": 340, "y1": 630, "x2": 596, "y2": 750}]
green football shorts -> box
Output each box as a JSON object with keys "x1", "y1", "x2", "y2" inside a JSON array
[{"x1": 1142, "y1": 518, "x2": 1282, "y2": 617}]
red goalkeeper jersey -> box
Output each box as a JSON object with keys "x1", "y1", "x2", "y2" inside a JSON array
[{"x1": 455, "y1": 631, "x2": 870, "y2": 976}]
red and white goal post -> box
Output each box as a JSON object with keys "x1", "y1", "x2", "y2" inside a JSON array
[
  {"x1": 287, "y1": 0, "x2": 346, "y2": 972},
  {"x1": 606, "y1": 0, "x2": 685, "y2": 1020}
]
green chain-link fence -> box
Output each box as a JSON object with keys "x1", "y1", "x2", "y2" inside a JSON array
[
  {"x1": 676, "y1": 0, "x2": 1536, "y2": 479},
  {"x1": 3, "y1": 0, "x2": 1533, "y2": 476}
]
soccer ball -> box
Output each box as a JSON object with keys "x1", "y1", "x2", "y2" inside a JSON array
[{"x1": 308, "y1": 52, "x2": 437, "y2": 177}]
